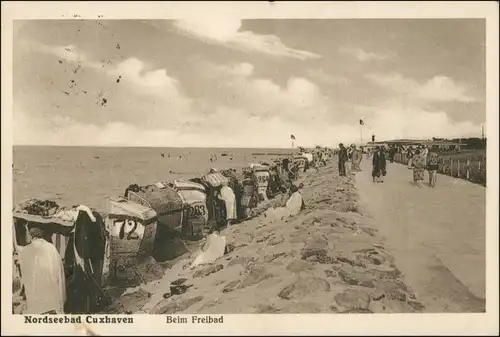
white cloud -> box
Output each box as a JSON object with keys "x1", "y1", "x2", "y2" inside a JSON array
[
  {"x1": 15, "y1": 42, "x2": 482, "y2": 148},
  {"x1": 367, "y1": 106, "x2": 482, "y2": 140},
  {"x1": 224, "y1": 67, "x2": 331, "y2": 124},
  {"x1": 340, "y1": 47, "x2": 389, "y2": 62},
  {"x1": 416, "y1": 76, "x2": 477, "y2": 103},
  {"x1": 184, "y1": 61, "x2": 355, "y2": 146},
  {"x1": 108, "y1": 57, "x2": 190, "y2": 109},
  {"x1": 14, "y1": 106, "x2": 356, "y2": 148},
  {"x1": 31, "y1": 42, "x2": 192, "y2": 115},
  {"x1": 14, "y1": 110, "x2": 220, "y2": 147},
  {"x1": 367, "y1": 72, "x2": 478, "y2": 103},
  {"x1": 14, "y1": 57, "x2": 359, "y2": 148},
  {"x1": 350, "y1": 94, "x2": 483, "y2": 142},
  {"x1": 173, "y1": 17, "x2": 321, "y2": 60},
  {"x1": 306, "y1": 69, "x2": 351, "y2": 86},
  {"x1": 37, "y1": 43, "x2": 88, "y2": 63},
  {"x1": 33, "y1": 42, "x2": 184, "y2": 93},
  {"x1": 227, "y1": 62, "x2": 254, "y2": 77}
]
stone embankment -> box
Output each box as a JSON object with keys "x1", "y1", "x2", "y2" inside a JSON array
[{"x1": 106, "y1": 163, "x2": 424, "y2": 314}]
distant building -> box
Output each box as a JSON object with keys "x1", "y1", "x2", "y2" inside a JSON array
[{"x1": 368, "y1": 139, "x2": 464, "y2": 152}]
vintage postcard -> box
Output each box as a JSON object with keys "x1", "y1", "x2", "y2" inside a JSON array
[{"x1": 1, "y1": 1, "x2": 499, "y2": 335}]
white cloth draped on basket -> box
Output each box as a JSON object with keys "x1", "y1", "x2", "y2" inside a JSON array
[
  {"x1": 190, "y1": 233, "x2": 226, "y2": 268},
  {"x1": 218, "y1": 186, "x2": 237, "y2": 220},
  {"x1": 264, "y1": 191, "x2": 303, "y2": 221},
  {"x1": 18, "y1": 238, "x2": 66, "y2": 314}
]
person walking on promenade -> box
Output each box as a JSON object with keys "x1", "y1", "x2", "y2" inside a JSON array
[
  {"x1": 366, "y1": 146, "x2": 373, "y2": 159},
  {"x1": 407, "y1": 146, "x2": 415, "y2": 169},
  {"x1": 356, "y1": 146, "x2": 363, "y2": 170},
  {"x1": 389, "y1": 145, "x2": 396, "y2": 163},
  {"x1": 412, "y1": 148, "x2": 426, "y2": 187},
  {"x1": 350, "y1": 144, "x2": 358, "y2": 172},
  {"x1": 426, "y1": 149, "x2": 440, "y2": 188},
  {"x1": 346, "y1": 144, "x2": 353, "y2": 172},
  {"x1": 421, "y1": 145, "x2": 429, "y2": 163},
  {"x1": 351, "y1": 145, "x2": 363, "y2": 172},
  {"x1": 372, "y1": 146, "x2": 387, "y2": 183},
  {"x1": 338, "y1": 143, "x2": 348, "y2": 177}
]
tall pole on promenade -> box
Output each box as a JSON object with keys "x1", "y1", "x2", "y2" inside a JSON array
[
  {"x1": 290, "y1": 134, "x2": 296, "y2": 161},
  {"x1": 359, "y1": 119, "x2": 364, "y2": 144}
]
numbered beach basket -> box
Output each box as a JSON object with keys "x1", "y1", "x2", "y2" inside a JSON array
[
  {"x1": 267, "y1": 166, "x2": 281, "y2": 198},
  {"x1": 240, "y1": 177, "x2": 255, "y2": 218},
  {"x1": 126, "y1": 182, "x2": 184, "y2": 231},
  {"x1": 126, "y1": 182, "x2": 187, "y2": 260},
  {"x1": 171, "y1": 179, "x2": 209, "y2": 240},
  {"x1": 293, "y1": 155, "x2": 307, "y2": 173},
  {"x1": 106, "y1": 197, "x2": 158, "y2": 282},
  {"x1": 251, "y1": 164, "x2": 270, "y2": 203},
  {"x1": 202, "y1": 172, "x2": 230, "y2": 228}
]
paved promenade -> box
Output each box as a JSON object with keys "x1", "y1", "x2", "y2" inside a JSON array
[{"x1": 356, "y1": 159, "x2": 486, "y2": 312}]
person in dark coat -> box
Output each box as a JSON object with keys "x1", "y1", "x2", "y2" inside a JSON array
[
  {"x1": 372, "y1": 146, "x2": 387, "y2": 183},
  {"x1": 389, "y1": 146, "x2": 396, "y2": 163},
  {"x1": 338, "y1": 143, "x2": 348, "y2": 176},
  {"x1": 281, "y1": 158, "x2": 290, "y2": 172},
  {"x1": 64, "y1": 210, "x2": 109, "y2": 314}
]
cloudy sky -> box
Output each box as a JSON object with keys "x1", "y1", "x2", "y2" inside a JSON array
[{"x1": 13, "y1": 18, "x2": 485, "y2": 148}]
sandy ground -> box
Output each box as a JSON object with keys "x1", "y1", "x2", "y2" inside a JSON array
[
  {"x1": 103, "y1": 161, "x2": 426, "y2": 315},
  {"x1": 355, "y1": 158, "x2": 486, "y2": 312}
]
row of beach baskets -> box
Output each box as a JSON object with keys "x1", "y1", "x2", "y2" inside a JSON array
[
  {"x1": 104, "y1": 170, "x2": 263, "y2": 281},
  {"x1": 13, "y1": 157, "x2": 318, "y2": 285}
]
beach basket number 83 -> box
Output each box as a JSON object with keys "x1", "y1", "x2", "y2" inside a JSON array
[{"x1": 188, "y1": 204, "x2": 206, "y2": 217}]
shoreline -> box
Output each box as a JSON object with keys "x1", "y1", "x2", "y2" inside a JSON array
[{"x1": 103, "y1": 160, "x2": 425, "y2": 314}]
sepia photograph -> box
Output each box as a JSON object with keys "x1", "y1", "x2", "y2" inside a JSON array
[{"x1": 2, "y1": 1, "x2": 499, "y2": 336}]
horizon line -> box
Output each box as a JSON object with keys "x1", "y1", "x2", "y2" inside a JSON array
[
  {"x1": 12, "y1": 135, "x2": 486, "y2": 149},
  {"x1": 12, "y1": 144, "x2": 307, "y2": 149}
]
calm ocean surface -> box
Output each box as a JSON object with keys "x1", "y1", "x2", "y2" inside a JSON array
[{"x1": 13, "y1": 146, "x2": 294, "y2": 213}]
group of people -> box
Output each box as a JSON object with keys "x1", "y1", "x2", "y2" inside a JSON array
[
  {"x1": 336, "y1": 143, "x2": 440, "y2": 187},
  {"x1": 336, "y1": 143, "x2": 363, "y2": 177},
  {"x1": 406, "y1": 145, "x2": 440, "y2": 187}
]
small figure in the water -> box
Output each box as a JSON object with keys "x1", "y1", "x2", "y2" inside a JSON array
[{"x1": 161, "y1": 153, "x2": 165, "y2": 158}]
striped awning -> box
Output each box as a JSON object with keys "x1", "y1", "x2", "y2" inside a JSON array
[
  {"x1": 202, "y1": 172, "x2": 229, "y2": 188},
  {"x1": 250, "y1": 163, "x2": 269, "y2": 172},
  {"x1": 173, "y1": 179, "x2": 206, "y2": 193}
]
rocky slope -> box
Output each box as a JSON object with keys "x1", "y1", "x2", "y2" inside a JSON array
[{"x1": 106, "y1": 163, "x2": 425, "y2": 314}]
